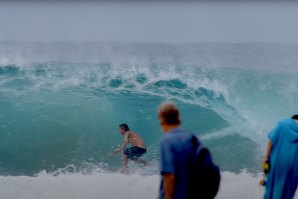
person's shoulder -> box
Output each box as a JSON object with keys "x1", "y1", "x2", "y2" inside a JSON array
[
  {"x1": 127, "y1": 131, "x2": 135, "y2": 136},
  {"x1": 162, "y1": 133, "x2": 173, "y2": 141},
  {"x1": 160, "y1": 135, "x2": 172, "y2": 148},
  {"x1": 161, "y1": 132, "x2": 178, "y2": 146},
  {"x1": 278, "y1": 118, "x2": 292, "y2": 127},
  {"x1": 178, "y1": 128, "x2": 195, "y2": 138},
  {"x1": 170, "y1": 128, "x2": 192, "y2": 134},
  {"x1": 124, "y1": 132, "x2": 130, "y2": 138},
  {"x1": 164, "y1": 129, "x2": 194, "y2": 142}
]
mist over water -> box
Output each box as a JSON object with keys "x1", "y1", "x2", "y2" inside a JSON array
[{"x1": 0, "y1": 41, "x2": 298, "y2": 198}]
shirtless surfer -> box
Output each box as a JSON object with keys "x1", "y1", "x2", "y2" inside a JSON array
[{"x1": 109, "y1": 123, "x2": 147, "y2": 173}]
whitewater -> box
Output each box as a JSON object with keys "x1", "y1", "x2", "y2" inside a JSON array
[{"x1": 0, "y1": 42, "x2": 297, "y2": 198}]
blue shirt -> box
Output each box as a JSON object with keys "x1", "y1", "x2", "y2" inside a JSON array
[
  {"x1": 264, "y1": 118, "x2": 298, "y2": 199},
  {"x1": 159, "y1": 128, "x2": 196, "y2": 199}
]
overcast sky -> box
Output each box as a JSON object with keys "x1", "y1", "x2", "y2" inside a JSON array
[{"x1": 0, "y1": 1, "x2": 298, "y2": 44}]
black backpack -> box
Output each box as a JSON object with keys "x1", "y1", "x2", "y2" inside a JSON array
[{"x1": 187, "y1": 135, "x2": 221, "y2": 199}]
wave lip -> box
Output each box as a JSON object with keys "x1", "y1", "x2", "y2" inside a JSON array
[{"x1": 1, "y1": 42, "x2": 298, "y2": 71}]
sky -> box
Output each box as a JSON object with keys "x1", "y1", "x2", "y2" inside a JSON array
[{"x1": 0, "y1": 1, "x2": 298, "y2": 44}]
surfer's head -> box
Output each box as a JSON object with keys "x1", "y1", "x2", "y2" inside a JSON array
[
  {"x1": 158, "y1": 101, "x2": 181, "y2": 133},
  {"x1": 292, "y1": 115, "x2": 298, "y2": 120},
  {"x1": 119, "y1": 123, "x2": 130, "y2": 135}
]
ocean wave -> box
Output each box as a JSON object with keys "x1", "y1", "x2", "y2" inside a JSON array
[{"x1": 1, "y1": 42, "x2": 298, "y2": 176}]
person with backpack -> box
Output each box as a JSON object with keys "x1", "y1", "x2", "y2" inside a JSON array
[{"x1": 157, "y1": 101, "x2": 220, "y2": 199}]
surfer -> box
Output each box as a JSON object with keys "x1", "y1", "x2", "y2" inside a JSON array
[{"x1": 109, "y1": 123, "x2": 147, "y2": 173}]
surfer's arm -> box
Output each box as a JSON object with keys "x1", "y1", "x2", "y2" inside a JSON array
[
  {"x1": 120, "y1": 134, "x2": 129, "y2": 158},
  {"x1": 112, "y1": 148, "x2": 121, "y2": 154},
  {"x1": 121, "y1": 134, "x2": 129, "y2": 151},
  {"x1": 114, "y1": 148, "x2": 121, "y2": 153},
  {"x1": 108, "y1": 148, "x2": 121, "y2": 156}
]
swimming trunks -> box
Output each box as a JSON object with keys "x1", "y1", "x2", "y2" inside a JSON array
[{"x1": 124, "y1": 146, "x2": 146, "y2": 160}]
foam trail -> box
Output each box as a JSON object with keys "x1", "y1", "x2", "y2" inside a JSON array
[
  {"x1": 0, "y1": 172, "x2": 159, "y2": 199},
  {"x1": 0, "y1": 171, "x2": 282, "y2": 199}
]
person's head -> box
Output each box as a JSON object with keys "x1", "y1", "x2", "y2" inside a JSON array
[
  {"x1": 292, "y1": 115, "x2": 298, "y2": 120},
  {"x1": 119, "y1": 123, "x2": 130, "y2": 135},
  {"x1": 157, "y1": 101, "x2": 181, "y2": 133}
]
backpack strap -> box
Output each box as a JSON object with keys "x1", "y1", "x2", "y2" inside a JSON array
[
  {"x1": 190, "y1": 134, "x2": 203, "y2": 163},
  {"x1": 190, "y1": 134, "x2": 200, "y2": 146}
]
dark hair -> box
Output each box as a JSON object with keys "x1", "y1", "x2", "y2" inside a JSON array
[
  {"x1": 292, "y1": 115, "x2": 298, "y2": 120},
  {"x1": 158, "y1": 101, "x2": 181, "y2": 125},
  {"x1": 119, "y1": 123, "x2": 130, "y2": 131}
]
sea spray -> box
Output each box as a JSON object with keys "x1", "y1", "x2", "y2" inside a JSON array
[{"x1": 0, "y1": 41, "x2": 298, "y2": 198}]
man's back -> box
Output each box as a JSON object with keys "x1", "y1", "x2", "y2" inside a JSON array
[
  {"x1": 159, "y1": 128, "x2": 195, "y2": 199},
  {"x1": 126, "y1": 131, "x2": 146, "y2": 148}
]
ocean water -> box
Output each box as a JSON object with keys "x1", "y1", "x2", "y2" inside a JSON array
[{"x1": 0, "y1": 42, "x2": 297, "y2": 198}]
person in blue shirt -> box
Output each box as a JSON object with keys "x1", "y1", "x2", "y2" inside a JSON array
[
  {"x1": 263, "y1": 115, "x2": 298, "y2": 199},
  {"x1": 157, "y1": 101, "x2": 199, "y2": 199}
]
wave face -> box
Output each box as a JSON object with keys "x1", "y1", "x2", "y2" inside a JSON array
[{"x1": 0, "y1": 42, "x2": 298, "y2": 177}]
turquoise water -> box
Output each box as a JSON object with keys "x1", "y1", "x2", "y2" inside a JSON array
[{"x1": 0, "y1": 42, "x2": 298, "y2": 177}]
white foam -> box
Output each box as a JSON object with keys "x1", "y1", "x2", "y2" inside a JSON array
[
  {"x1": 217, "y1": 171, "x2": 264, "y2": 199},
  {"x1": 0, "y1": 171, "x2": 272, "y2": 199},
  {"x1": 0, "y1": 172, "x2": 159, "y2": 199},
  {"x1": 1, "y1": 169, "x2": 298, "y2": 199}
]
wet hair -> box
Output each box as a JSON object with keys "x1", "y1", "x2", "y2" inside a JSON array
[
  {"x1": 158, "y1": 101, "x2": 181, "y2": 125},
  {"x1": 292, "y1": 115, "x2": 298, "y2": 120},
  {"x1": 119, "y1": 123, "x2": 130, "y2": 131}
]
